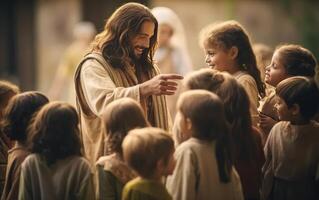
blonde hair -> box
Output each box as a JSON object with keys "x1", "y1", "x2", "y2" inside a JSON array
[
  {"x1": 122, "y1": 127, "x2": 174, "y2": 179},
  {"x1": 102, "y1": 98, "x2": 148, "y2": 155}
]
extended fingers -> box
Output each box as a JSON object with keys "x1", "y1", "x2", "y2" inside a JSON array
[{"x1": 160, "y1": 74, "x2": 184, "y2": 80}]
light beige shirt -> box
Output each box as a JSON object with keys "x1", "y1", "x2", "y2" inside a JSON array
[
  {"x1": 262, "y1": 121, "x2": 319, "y2": 199},
  {"x1": 75, "y1": 53, "x2": 169, "y2": 166},
  {"x1": 18, "y1": 154, "x2": 94, "y2": 200},
  {"x1": 166, "y1": 138, "x2": 244, "y2": 200}
]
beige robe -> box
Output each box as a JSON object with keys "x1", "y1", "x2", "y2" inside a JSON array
[
  {"x1": 18, "y1": 154, "x2": 94, "y2": 200},
  {"x1": 74, "y1": 52, "x2": 169, "y2": 165},
  {"x1": 166, "y1": 138, "x2": 244, "y2": 200}
]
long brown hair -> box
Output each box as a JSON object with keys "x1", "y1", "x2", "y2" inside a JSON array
[
  {"x1": 29, "y1": 102, "x2": 82, "y2": 165},
  {"x1": 2, "y1": 92, "x2": 48, "y2": 143},
  {"x1": 200, "y1": 20, "x2": 265, "y2": 98},
  {"x1": 177, "y1": 90, "x2": 233, "y2": 183},
  {"x1": 185, "y1": 69, "x2": 259, "y2": 162},
  {"x1": 102, "y1": 98, "x2": 149, "y2": 155},
  {"x1": 91, "y1": 2, "x2": 158, "y2": 71}
]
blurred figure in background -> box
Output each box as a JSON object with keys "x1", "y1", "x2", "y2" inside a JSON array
[
  {"x1": 253, "y1": 43, "x2": 273, "y2": 83},
  {"x1": 48, "y1": 21, "x2": 96, "y2": 106},
  {"x1": 152, "y1": 7, "x2": 193, "y2": 120}
]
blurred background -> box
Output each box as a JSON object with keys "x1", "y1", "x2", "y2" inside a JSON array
[{"x1": 1, "y1": 0, "x2": 318, "y2": 96}]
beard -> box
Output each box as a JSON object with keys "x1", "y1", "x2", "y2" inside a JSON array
[{"x1": 129, "y1": 47, "x2": 148, "y2": 65}]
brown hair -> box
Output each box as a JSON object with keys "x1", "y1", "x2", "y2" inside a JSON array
[
  {"x1": 177, "y1": 90, "x2": 232, "y2": 183},
  {"x1": 122, "y1": 127, "x2": 174, "y2": 179},
  {"x1": 200, "y1": 20, "x2": 265, "y2": 98},
  {"x1": 29, "y1": 102, "x2": 82, "y2": 165},
  {"x1": 0, "y1": 80, "x2": 20, "y2": 117},
  {"x1": 275, "y1": 44, "x2": 316, "y2": 77},
  {"x1": 1, "y1": 92, "x2": 49, "y2": 142},
  {"x1": 91, "y1": 2, "x2": 158, "y2": 71},
  {"x1": 276, "y1": 76, "x2": 319, "y2": 120},
  {"x1": 102, "y1": 98, "x2": 149, "y2": 155},
  {"x1": 185, "y1": 69, "x2": 258, "y2": 161}
]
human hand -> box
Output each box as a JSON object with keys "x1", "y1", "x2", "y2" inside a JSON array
[
  {"x1": 139, "y1": 74, "x2": 183, "y2": 97},
  {"x1": 259, "y1": 112, "x2": 278, "y2": 132}
]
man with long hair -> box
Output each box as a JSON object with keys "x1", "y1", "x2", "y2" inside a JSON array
[{"x1": 74, "y1": 2, "x2": 182, "y2": 165}]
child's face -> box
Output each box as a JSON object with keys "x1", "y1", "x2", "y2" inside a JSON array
[
  {"x1": 274, "y1": 96, "x2": 293, "y2": 121},
  {"x1": 203, "y1": 43, "x2": 234, "y2": 73},
  {"x1": 265, "y1": 51, "x2": 289, "y2": 86}
]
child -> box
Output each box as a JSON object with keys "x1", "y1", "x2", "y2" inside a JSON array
[
  {"x1": 1, "y1": 91, "x2": 48, "y2": 200},
  {"x1": 259, "y1": 44, "x2": 316, "y2": 141},
  {"x1": 0, "y1": 81, "x2": 19, "y2": 196},
  {"x1": 167, "y1": 90, "x2": 243, "y2": 200},
  {"x1": 183, "y1": 69, "x2": 264, "y2": 200},
  {"x1": 261, "y1": 76, "x2": 319, "y2": 200},
  {"x1": 122, "y1": 127, "x2": 175, "y2": 200},
  {"x1": 18, "y1": 102, "x2": 94, "y2": 200},
  {"x1": 96, "y1": 98, "x2": 148, "y2": 200},
  {"x1": 199, "y1": 20, "x2": 265, "y2": 126}
]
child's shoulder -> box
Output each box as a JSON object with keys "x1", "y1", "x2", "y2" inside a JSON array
[
  {"x1": 175, "y1": 138, "x2": 213, "y2": 157},
  {"x1": 123, "y1": 178, "x2": 171, "y2": 200}
]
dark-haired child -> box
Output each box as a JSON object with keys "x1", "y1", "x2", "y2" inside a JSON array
[
  {"x1": 96, "y1": 98, "x2": 148, "y2": 200},
  {"x1": 167, "y1": 90, "x2": 243, "y2": 200},
  {"x1": 259, "y1": 44, "x2": 316, "y2": 142},
  {"x1": 0, "y1": 80, "x2": 19, "y2": 196},
  {"x1": 262, "y1": 76, "x2": 319, "y2": 200},
  {"x1": 199, "y1": 20, "x2": 265, "y2": 126},
  {"x1": 18, "y1": 102, "x2": 94, "y2": 200},
  {"x1": 1, "y1": 92, "x2": 48, "y2": 200}
]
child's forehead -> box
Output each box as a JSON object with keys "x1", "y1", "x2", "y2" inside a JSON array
[{"x1": 204, "y1": 40, "x2": 226, "y2": 50}]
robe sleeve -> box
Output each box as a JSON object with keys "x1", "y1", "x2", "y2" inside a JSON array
[{"x1": 80, "y1": 59, "x2": 140, "y2": 116}]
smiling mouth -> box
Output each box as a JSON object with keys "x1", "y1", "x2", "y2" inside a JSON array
[{"x1": 135, "y1": 47, "x2": 145, "y2": 55}]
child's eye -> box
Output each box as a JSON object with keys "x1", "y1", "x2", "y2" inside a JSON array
[{"x1": 207, "y1": 52, "x2": 215, "y2": 56}]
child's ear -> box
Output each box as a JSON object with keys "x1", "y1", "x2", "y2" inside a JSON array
[
  {"x1": 290, "y1": 104, "x2": 300, "y2": 116},
  {"x1": 185, "y1": 118, "x2": 192, "y2": 131},
  {"x1": 228, "y1": 46, "x2": 238, "y2": 60}
]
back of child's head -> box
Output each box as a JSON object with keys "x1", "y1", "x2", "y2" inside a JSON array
[
  {"x1": 1, "y1": 91, "x2": 49, "y2": 143},
  {"x1": 177, "y1": 89, "x2": 233, "y2": 182},
  {"x1": 275, "y1": 44, "x2": 316, "y2": 77},
  {"x1": 184, "y1": 69, "x2": 251, "y2": 127},
  {"x1": 276, "y1": 76, "x2": 319, "y2": 120},
  {"x1": 199, "y1": 20, "x2": 265, "y2": 98},
  {"x1": 102, "y1": 98, "x2": 148, "y2": 154},
  {"x1": 122, "y1": 127, "x2": 174, "y2": 179},
  {"x1": 185, "y1": 69, "x2": 256, "y2": 160},
  {"x1": 0, "y1": 80, "x2": 20, "y2": 117},
  {"x1": 177, "y1": 89, "x2": 228, "y2": 141},
  {"x1": 29, "y1": 102, "x2": 82, "y2": 165}
]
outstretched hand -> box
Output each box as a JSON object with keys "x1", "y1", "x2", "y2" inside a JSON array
[{"x1": 139, "y1": 74, "x2": 184, "y2": 97}]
